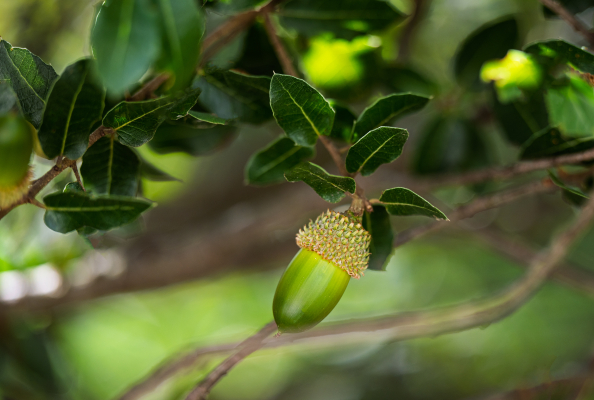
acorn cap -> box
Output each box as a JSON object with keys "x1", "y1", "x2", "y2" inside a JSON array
[{"x1": 296, "y1": 209, "x2": 371, "y2": 278}]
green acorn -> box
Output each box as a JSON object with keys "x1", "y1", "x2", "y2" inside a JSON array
[
  {"x1": 273, "y1": 210, "x2": 371, "y2": 333},
  {"x1": 0, "y1": 114, "x2": 33, "y2": 209}
]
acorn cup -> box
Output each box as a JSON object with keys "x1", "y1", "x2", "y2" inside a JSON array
[
  {"x1": 0, "y1": 114, "x2": 34, "y2": 209},
  {"x1": 273, "y1": 210, "x2": 371, "y2": 334}
]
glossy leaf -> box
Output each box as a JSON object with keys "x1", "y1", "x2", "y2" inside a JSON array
[
  {"x1": 270, "y1": 74, "x2": 335, "y2": 147},
  {"x1": 245, "y1": 137, "x2": 315, "y2": 185},
  {"x1": 81, "y1": 136, "x2": 140, "y2": 196},
  {"x1": 285, "y1": 162, "x2": 356, "y2": 203},
  {"x1": 346, "y1": 127, "x2": 408, "y2": 176},
  {"x1": 38, "y1": 59, "x2": 105, "y2": 160},
  {"x1": 149, "y1": 120, "x2": 236, "y2": 156},
  {"x1": 328, "y1": 100, "x2": 356, "y2": 142},
  {"x1": 43, "y1": 191, "x2": 152, "y2": 233},
  {"x1": 352, "y1": 93, "x2": 429, "y2": 142},
  {"x1": 278, "y1": 0, "x2": 406, "y2": 40},
  {"x1": 362, "y1": 205, "x2": 393, "y2": 271},
  {"x1": 454, "y1": 17, "x2": 518, "y2": 87},
  {"x1": 63, "y1": 182, "x2": 84, "y2": 193},
  {"x1": 525, "y1": 39, "x2": 594, "y2": 75},
  {"x1": 187, "y1": 111, "x2": 229, "y2": 125},
  {"x1": 193, "y1": 68, "x2": 272, "y2": 124},
  {"x1": 0, "y1": 39, "x2": 58, "y2": 128},
  {"x1": 154, "y1": 0, "x2": 204, "y2": 91},
  {"x1": 546, "y1": 75, "x2": 594, "y2": 137},
  {"x1": 520, "y1": 127, "x2": 594, "y2": 159},
  {"x1": 380, "y1": 187, "x2": 448, "y2": 220},
  {"x1": 168, "y1": 88, "x2": 202, "y2": 120},
  {"x1": 91, "y1": 0, "x2": 160, "y2": 95}
]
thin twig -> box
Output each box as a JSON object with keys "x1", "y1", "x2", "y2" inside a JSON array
[
  {"x1": 71, "y1": 163, "x2": 85, "y2": 191},
  {"x1": 127, "y1": 73, "x2": 170, "y2": 102},
  {"x1": 397, "y1": 0, "x2": 427, "y2": 62},
  {"x1": 538, "y1": 0, "x2": 594, "y2": 47},
  {"x1": 262, "y1": 11, "x2": 298, "y2": 77},
  {"x1": 184, "y1": 321, "x2": 277, "y2": 400},
  {"x1": 26, "y1": 197, "x2": 46, "y2": 210},
  {"x1": 318, "y1": 136, "x2": 350, "y2": 177},
  {"x1": 119, "y1": 195, "x2": 594, "y2": 399}
]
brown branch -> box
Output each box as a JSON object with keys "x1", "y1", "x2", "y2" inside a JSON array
[
  {"x1": 318, "y1": 136, "x2": 350, "y2": 177},
  {"x1": 184, "y1": 321, "x2": 277, "y2": 400},
  {"x1": 262, "y1": 11, "x2": 298, "y2": 77},
  {"x1": 397, "y1": 0, "x2": 428, "y2": 62},
  {"x1": 71, "y1": 162, "x2": 85, "y2": 191},
  {"x1": 127, "y1": 73, "x2": 170, "y2": 102},
  {"x1": 118, "y1": 195, "x2": 594, "y2": 399},
  {"x1": 539, "y1": 0, "x2": 594, "y2": 47},
  {"x1": 420, "y1": 148, "x2": 594, "y2": 189}
]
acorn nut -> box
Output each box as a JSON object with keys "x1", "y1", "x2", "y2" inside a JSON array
[
  {"x1": 0, "y1": 114, "x2": 33, "y2": 209},
  {"x1": 273, "y1": 210, "x2": 371, "y2": 334}
]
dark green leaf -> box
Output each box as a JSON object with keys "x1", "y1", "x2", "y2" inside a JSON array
[
  {"x1": 168, "y1": 88, "x2": 202, "y2": 119},
  {"x1": 545, "y1": 75, "x2": 594, "y2": 137},
  {"x1": 547, "y1": 170, "x2": 589, "y2": 199},
  {"x1": 362, "y1": 205, "x2": 393, "y2": 271},
  {"x1": 454, "y1": 17, "x2": 518, "y2": 87},
  {"x1": 187, "y1": 110, "x2": 229, "y2": 125},
  {"x1": 154, "y1": 0, "x2": 204, "y2": 91},
  {"x1": 43, "y1": 191, "x2": 152, "y2": 233},
  {"x1": 0, "y1": 39, "x2": 58, "y2": 128},
  {"x1": 91, "y1": 0, "x2": 160, "y2": 95},
  {"x1": 139, "y1": 157, "x2": 181, "y2": 182},
  {"x1": 328, "y1": 100, "x2": 356, "y2": 142},
  {"x1": 149, "y1": 121, "x2": 236, "y2": 156},
  {"x1": 81, "y1": 136, "x2": 140, "y2": 196},
  {"x1": 379, "y1": 187, "x2": 448, "y2": 220},
  {"x1": 234, "y1": 22, "x2": 283, "y2": 76},
  {"x1": 413, "y1": 117, "x2": 491, "y2": 175},
  {"x1": 270, "y1": 74, "x2": 335, "y2": 147},
  {"x1": 382, "y1": 66, "x2": 438, "y2": 97},
  {"x1": 38, "y1": 59, "x2": 105, "y2": 160},
  {"x1": 214, "y1": 0, "x2": 269, "y2": 13},
  {"x1": 352, "y1": 93, "x2": 429, "y2": 142},
  {"x1": 346, "y1": 127, "x2": 408, "y2": 176},
  {"x1": 520, "y1": 127, "x2": 594, "y2": 159},
  {"x1": 278, "y1": 0, "x2": 406, "y2": 40},
  {"x1": 525, "y1": 39, "x2": 594, "y2": 74},
  {"x1": 285, "y1": 162, "x2": 355, "y2": 203},
  {"x1": 193, "y1": 68, "x2": 272, "y2": 123},
  {"x1": 0, "y1": 82, "x2": 16, "y2": 115},
  {"x1": 245, "y1": 137, "x2": 315, "y2": 185},
  {"x1": 63, "y1": 182, "x2": 84, "y2": 194}
]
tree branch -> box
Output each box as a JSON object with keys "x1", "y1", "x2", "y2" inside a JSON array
[
  {"x1": 397, "y1": 0, "x2": 427, "y2": 62},
  {"x1": 184, "y1": 321, "x2": 277, "y2": 400},
  {"x1": 262, "y1": 11, "x2": 298, "y2": 77},
  {"x1": 118, "y1": 194, "x2": 594, "y2": 400},
  {"x1": 538, "y1": 0, "x2": 594, "y2": 47}
]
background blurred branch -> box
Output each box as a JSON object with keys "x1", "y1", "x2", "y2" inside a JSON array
[{"x1": 538, "y1": 0, "x2": 594, "y2": 47}]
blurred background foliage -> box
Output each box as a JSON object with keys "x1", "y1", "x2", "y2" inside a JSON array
[{"x1": 1, "y1": 0, "x2": 594, "y2": 399}]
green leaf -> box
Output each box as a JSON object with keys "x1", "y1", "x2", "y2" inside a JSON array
[
  {"x1": 352, "y1": 93, "x2": 429, "y2": 142},
  {"x1": 149, "y1": 121, "x2": 236, "y2": 156},
  {"x1": 43, "y1": 191, "x2": 152, "y2": 233},
  {"x1": 270, "y1": 74, "x2": 335, "y2": 147},
  {"x1": 0, "y1": 82, "x2": 17, "y2": 115},
  {"x1": 154, "y1": 0, "x2": 204, "y2": 91},
  {"x1": 382, "y1": 66, "x2": 438, "y2": 98},
  {"x1": 362, "y1": 205, "x2": 393, "y2": 271},
  {"x1": 187, "y1": 110, "x2": 230, "y2": 125},
  {"x1": 63, "y1": 182, "x2": 85, "y2": 194},
  {"x1": 520, "y1": 127, "x2": 594, "y2": 159},
  {"x1": 525, "y1": 39, "x2": 594, "y2": 75},
  {"x1": 193, "y1": 68, "x2": 272, "y2": 124},
  {"x1": 545, "y1": 75, "x2": 594, "y2": 137},
  {"x1": 0, "y1": 39, "x2": 58, "y2": 128},
  {"x1": 278, "y1": 0, "x2": 406, "y2": 40},
  {"x1": 38, "y1": 59, "x2": 105, "y2": 160},
  {"x1": 379, "y1": 187, "x2": 448, "y2": 220},
  {"x1": 245, "y1": 137, "x2": 315, "y2": 185},
  {"x1": 91, "y1": 0, "x2": 161, "y2": 95},
  {"x1": 328, "y1": 100, "x2": 356, "y2": 142},
  {"x1": 139, "y1": 156, "x2": 181, "y2": 182},
  {"x1": 81, "y1": 136, "x2": 140, "y2": 196},
  {"x1": 346, "y1": 126, "x2": 408, "y2": 176},
  {"x1": 454, "y1": 17, "x2": 518, "y2": 87},
  {"x1": 168, "y1": 88, "x2": 202, "y2": 119},
  {"x1": 285, "y1": 162, "x2": 356, "y2": 203},
  {"x1": 547, "y1": 170, "x2": 589, "y2": 199}
]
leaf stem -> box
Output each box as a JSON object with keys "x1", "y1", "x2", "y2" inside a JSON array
[{"x1": 71, "y1": 163, "x2": 85, "y2": 191}]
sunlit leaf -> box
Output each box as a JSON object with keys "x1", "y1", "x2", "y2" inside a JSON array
[
  {"x1": 546, "y1": 75, "x2": 594, "y2": 137},
  {"x1": 245, "y1": 137, "x2": 315, "y2": 185},
  {"x1": 525, "y1": 39, "x2": 594, "y2": 74},
  {"x1": 285, "y1": 162, "x2": 355, "y2": 203},
  {"x1": 352, "y1": 93, "x2": 429, "y2": 142},
  {"x1": 270, "y1": 74, "x2": 335, "y2": 147},
  {"x1": 379, "y1": 187, "x2": 448, "y2": 220},
  {"x1": 38, "y1": 59, "x2": 105, "y2": 160},
  {"x1": 81, "y1": 136, "x2": 140, "y2": 196},
  {"x1": 43, "y1": 191, "x2": 152, "y2": 233},
  {"x1": 362, "y1": 205, "x2": 393, "y2": 271},
  {"x1": 91, "y1": 0, "x2": 160, "y2": 95},
  {"x1": 0, "y1": 39, "x2": 58, "y2": 128},
  {"x1": 346, "y1": 127, "x2": 408, "y2": 176}
]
